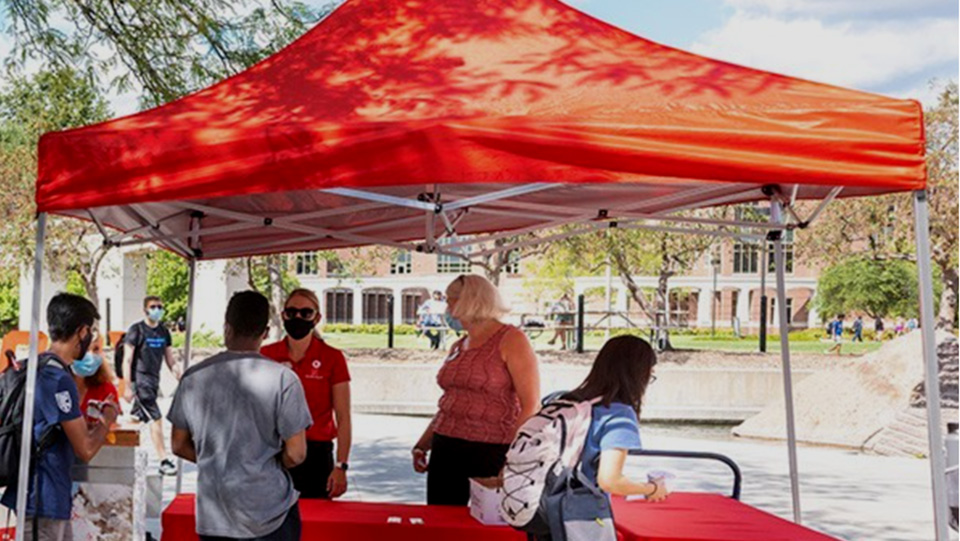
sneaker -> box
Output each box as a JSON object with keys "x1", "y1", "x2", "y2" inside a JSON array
[{"x1": 159, "y1": 458, "x2": 178, "y2": 476}]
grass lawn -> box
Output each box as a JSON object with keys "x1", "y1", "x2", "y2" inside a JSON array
[{"x1": 320, "y1": 330, "x2": 884, "y2": 355}]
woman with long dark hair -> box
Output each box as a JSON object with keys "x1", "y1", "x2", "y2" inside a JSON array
[{"x1": 566, "y1": 335, "x2": 668, "y2": 500}]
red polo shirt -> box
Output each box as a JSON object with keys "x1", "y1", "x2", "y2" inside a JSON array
[{"x1": 261, "y1": 337, "x2": 351, "y2": 442}]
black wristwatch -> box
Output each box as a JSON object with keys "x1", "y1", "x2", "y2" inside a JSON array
[{"x1": 335, "y1": 462, "x2": 349, "y2": 471}]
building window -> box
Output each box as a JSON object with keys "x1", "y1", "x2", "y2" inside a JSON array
[
  {"x1": 733, "y1": 242, "x2": 760, "y2": 274},
  {"x1": 769, "y1": 298, "x2": 794, "y2": 325},
  {"x1": 324, "y1": 289, "x2": 353, "y2": 323},
  {"x1": 391, "y1": 251, "x2": 412, "y2": 275},
  {"x1": 402, "y1": 289, "x2": 428, "y2": 324},
  {"x1": 503, "y1": 251, "x2": 521, "y2": 275},
  {"x1": 295, "y1": 252, "x2": 319, "y2": 275},
  {"x1": 362, "y1": 289, "x2": 391, "y2": 324},
  {"x1": 767, "y1": 230, "x2": 795, "y2": 274},
  {"x1": 437, "y1": 237, "x2": 472, "y2": 274}
]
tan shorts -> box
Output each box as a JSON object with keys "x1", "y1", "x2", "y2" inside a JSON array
[{"x1": 21, "y1": 518, "x2": 73, "y2": 541}]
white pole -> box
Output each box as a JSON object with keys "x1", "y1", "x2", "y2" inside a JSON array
[
  {"x1": 912, "y1": 190, "x2": 950, "y2": 540},
  {"x1": 605, "y1": 254, "x2": 612, "y2": 341},
  {"x1": 771, "y1": 201, "x2": 802, "y2": 524},
  {"x1": 15, "y1": 213, "x2": 46, "y2": 541},
  {"x1": 174, "y1": 258, "x2": 197, "y2": 495}
]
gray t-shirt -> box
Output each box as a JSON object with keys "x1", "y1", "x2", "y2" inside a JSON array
[{"x1": 167, "y1": 351, "x2": 312, "y2": 538}]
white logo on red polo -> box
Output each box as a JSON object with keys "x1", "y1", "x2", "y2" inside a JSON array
[{"x1": 312, "y1": 360, "x2": 322, "y2": 370}]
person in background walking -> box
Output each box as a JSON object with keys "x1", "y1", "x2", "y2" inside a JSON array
[
  {"x1": 826, "y1": 314, "x2": 845, "y2": 354},
  {"x1": 874, "y1": 317, "x2": 885, "y2": 342},
  {"x1": 122, "y1": 296, "x2": 182, "y2": 476},
  {"x1": 895, "y1": 317, "x2": 905, "y2": 336},
  {"x1": 412, "y1": 275, "x2": 540, "y2": 505},
  {"x1": 852, "y1": 316, "x2": 864, "y2": 343},
  {"x1": 547, "y1": 294, "x2": 575, "y2": 350},
  {"x1": 419, "y1": 291, "x2": 448, "y2": 350}
]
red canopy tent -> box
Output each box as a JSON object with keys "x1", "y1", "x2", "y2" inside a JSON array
[{"x1": 19, "y1": 0, "x2": 948, "y2": 539}]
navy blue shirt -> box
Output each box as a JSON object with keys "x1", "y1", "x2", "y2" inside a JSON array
[
  {"x1": 579, "y1": 402, "x2": 643, "y2": 487},
  {"x1": 1, "y1": 353, "x2": 81, "y2": 519}
]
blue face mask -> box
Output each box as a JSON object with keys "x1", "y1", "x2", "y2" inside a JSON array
[
  {"x1": 147, "y1": 307, "x2": 165, "y2": 322},
  {"x1": 445, "y1": 312, "x2": 464, "y2": 332},
  {"x1": 72, "y1": 352, "x2": 103, "y2": 377}
]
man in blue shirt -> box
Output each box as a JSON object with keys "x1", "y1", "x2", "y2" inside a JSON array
[{"x1": 1, "y1": 293, "x2": 118, "y2": 540}]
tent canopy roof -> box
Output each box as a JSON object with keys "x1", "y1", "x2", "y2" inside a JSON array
[{"x1": 36, "y1": 0, "x2": 925, "y2": 259}]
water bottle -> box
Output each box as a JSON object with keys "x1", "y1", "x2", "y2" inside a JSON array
[{"x1": 947, "y1": 422, "x2": 958, "y2": 531}]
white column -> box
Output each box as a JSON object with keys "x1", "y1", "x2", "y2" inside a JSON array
[
  {"x1": 736, "y1": 287, "x2": 750, "y2": 325},
  {"x1": 352, "y1": 286, "x2": 363, "y2": 325},
  {"x1": 392, "y1": 288, "x2": 404, "y2": 324},
  {"x1": 193, "y1": 260, "x2": 231, "y2": 334},
  {"x1": 807, "y1": 302, "x2": 819, "y2": 329},
  {"x1": 121, "y1": 251, "x2": 148, "y2": 331},
  {"x1": 696, "y1": 288, "x2": 712, "y2": 327}
]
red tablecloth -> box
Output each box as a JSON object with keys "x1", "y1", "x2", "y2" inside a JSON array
[
  {"x1": 611, "y1": 493, "x2": 839, "y2": 541},
  {"x1": 161, "y1": 495, "x2": 525, "y2": 541}
]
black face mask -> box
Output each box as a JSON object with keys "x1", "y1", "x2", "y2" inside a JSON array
[
  {"x1": 283, "y1": 318, "x2": 315, "y2": 340},
  {"x1": 77, "y1": 327, "x2": 94, "y2": 361}
]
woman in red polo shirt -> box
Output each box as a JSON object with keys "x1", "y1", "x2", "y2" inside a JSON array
[{"x1": 261, "y1": 288, "x2": 352, "y2": 499}]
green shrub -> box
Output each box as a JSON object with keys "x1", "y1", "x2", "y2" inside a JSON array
[
  {"x1": 321, "y1": 323, "x2": 419, "y2": 335},
  {"x1": 171, "y1": 330, "x2": 224, "y2": 349}
]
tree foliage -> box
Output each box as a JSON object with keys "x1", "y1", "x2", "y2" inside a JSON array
[
  {"x1": 797, "y1": 80, "x2": 958, "y2": 329},
  {"x1": 0, "y1": 67, "x2": 113, "y2": 305},
  {"x1": 146, "y1": 250, "x2": 190, "y2": 323},
  {"x1": 3, "y1": 0, "x2": 338, "y2": 107},
  {"x1": 815, "y1": 257, "x2": 940, "y2": 320}
]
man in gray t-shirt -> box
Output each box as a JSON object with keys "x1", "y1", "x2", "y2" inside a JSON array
[{"x1": 169, "y1": 291, "x2": 312, "y2": 540}]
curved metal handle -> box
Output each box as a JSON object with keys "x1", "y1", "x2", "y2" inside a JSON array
[{"x1": 628, "y1": 449, "x2": 743, "y2": 500}]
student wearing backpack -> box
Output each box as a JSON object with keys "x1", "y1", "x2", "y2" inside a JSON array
[
  {"x1": 564, "y1": 336, "x2": 668, "y2": 502},
  {"x1": 411, "y1": 275, "x2": 540, "y2": 506},
  {"x1": 0, "y1": 293, "x2": 118, "y2": 541},
  {"x1": 121, "y1": 296, "x2": 182, "y2": 476}
]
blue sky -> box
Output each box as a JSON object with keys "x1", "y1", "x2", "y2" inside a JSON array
[
  {"x1": 566, "y1": 0, "x2": 958, "y2": 105},
  {"x1": 2, "y1": 0, "x2": 957, "y2": 114}
]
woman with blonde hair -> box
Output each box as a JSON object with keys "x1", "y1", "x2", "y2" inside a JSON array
[
  {"x1": 412, "y1": 274, "x2": 540, "y2": 505},
  {"x1": 261, "y1": 288, "x2": 352, "y2": 499}
]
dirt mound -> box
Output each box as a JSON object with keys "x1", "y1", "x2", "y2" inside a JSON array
[{"x1": 733, "y1": 331, "x2": 956, "y2": 451}]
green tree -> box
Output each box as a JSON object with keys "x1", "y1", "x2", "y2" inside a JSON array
[
  {"x1": 146, "y1": 251, "x2": 190, "y2": 323},
  {"x1": 551, "y1": 219, "x2": 717, "y2": 349},
  {"x1": 3, "y1": 0, "x2": 337, "y2": 107},
  {"x1": 0, "y1": 67, "x2": 113, "y2": 306},
  {"x1": 798, "y1": 80, "x2": 958, "y2": 329},
  {"x1": 0, "y1": 276, "x2": 19, "y2": 334},
  {"x1": 814, "y1": 257, "x2": 940, "y2": 320}
]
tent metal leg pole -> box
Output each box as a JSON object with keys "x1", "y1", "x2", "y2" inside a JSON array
[
  {"x1": 14, "y1": 213, "x2": 46, "y2": 541},
  {"x1": 771, "y1": 201, "x2": 802, "y2": 524},
  {"x1": 175, "y1": 258, "x2": 197, "y2": 495},
  {"x1": 912, "y1": 189, "x2": 950, "y2": 541}
]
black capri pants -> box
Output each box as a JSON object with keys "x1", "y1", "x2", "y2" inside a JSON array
[{"x1": 427, "y1": 433, "x2": 510, "y2": 506}]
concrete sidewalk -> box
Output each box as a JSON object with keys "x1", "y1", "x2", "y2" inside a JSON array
[{"x1": 154, "y1": 411, "x2": 954, "y2": 541}]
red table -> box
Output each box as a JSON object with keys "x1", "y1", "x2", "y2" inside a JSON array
[
  {"x1": 611, "y1": 493, "x2": 839, "y2": 541},
  {"x1": 162, "y1": 495, "x2": 526, "y2": 541}
]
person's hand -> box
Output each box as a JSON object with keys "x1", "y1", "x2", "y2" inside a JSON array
[
  {"x1": 412, "y1": 448, "x2": 429, "y2": 474},
  {"x1": 327, "y1": 468, "x2": 348, "y2": 498},
  {"x1": 648, "y1": 479, "x2": 669, "y2": 502},
  {"x1": 122, "y1": 383, "x2": 134, "y2": 403},
  {"x1": 100, "y1": 402, "x2": 119, "y2": 427}
]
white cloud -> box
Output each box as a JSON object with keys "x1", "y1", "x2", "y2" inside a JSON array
[
  {"x1": 889, "y1": 77, "x2": 953, "y2": 107},
  {"x1": 724, "y1": 0, "x2": 949, "y2": 17},
  {"x1": 690, "y1": 13, "x2": 958, "y2": 89}
]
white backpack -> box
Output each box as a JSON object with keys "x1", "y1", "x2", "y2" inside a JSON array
[{"x1": 499, "y1": 396, "x2": 600, "y2": 533}]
